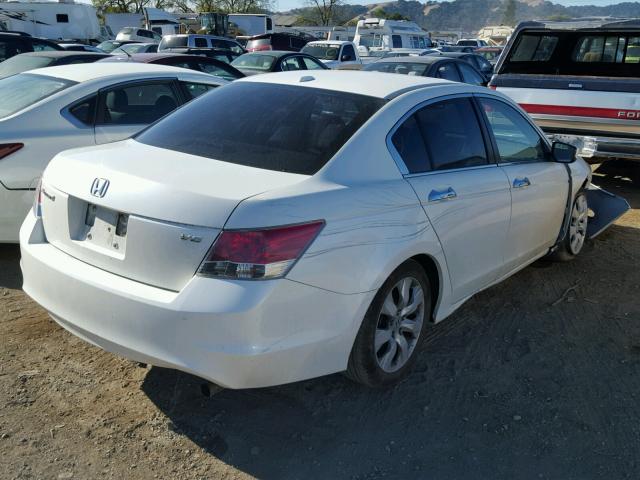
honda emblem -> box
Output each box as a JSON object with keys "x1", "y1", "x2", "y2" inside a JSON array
[{"x1": 90, "y1": 178, "x2": 110, "y2": 198}]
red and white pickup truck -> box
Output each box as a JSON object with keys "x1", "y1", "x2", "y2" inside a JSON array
[{"x1": 489, "y1": 19, "x2": 640, "y2": 177}]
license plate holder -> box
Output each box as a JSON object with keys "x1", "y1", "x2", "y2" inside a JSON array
[{"x1": 83, "y1": 204, "x2": 128, "y2": 254}]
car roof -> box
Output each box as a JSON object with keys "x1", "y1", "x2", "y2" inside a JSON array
[
  {"x1": 26, "y1": 62, "x2": 200, "y2": 82},
  {"x1": 164, "y1": 34, "x2": 232, "y2": 40},
  {"x1": 307, "y1": 40, "x2": 351, "y2": 45},
  {"x1": 241, "y1": 50, "x2": 304, "y2": 58},
  {"x1": 13, "y1": 51, "x2": 107, "y2": 58},
  {"x1": 432, "y1": 52, "x2": 472, "y2": 58},
  {"x1": 372, "y1": 56, "x2": 453, "y2": 64},
  {"x1": 100, "y1": 53, "x2": 222, "y2": 63},
  {"x1": 238, "y1": 70, "x2": 449, "y2": 99}
]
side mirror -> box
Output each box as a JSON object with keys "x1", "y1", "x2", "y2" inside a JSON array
[
  {"x1": 552, "y1": 141, "x2": 577, "y2": 163},
  {"x1": 341, "y1": 54, "x2": 352, "y2": 62}
]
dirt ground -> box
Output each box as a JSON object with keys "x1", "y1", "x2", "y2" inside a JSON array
[{"x1": 1, "y1": 166, "x2": 639, "y2": 480}]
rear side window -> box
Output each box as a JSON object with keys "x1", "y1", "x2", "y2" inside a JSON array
[
  {"x1": 181, "y1": 82, "x2": 217, "y2": 100},
  {"x1": 510, "y1": 34, "x2": 558, "y2": 61},
  {"x1": 136, "y1": 83, "x2": 385, "y2": 175},
  {"x1": 97, "y1": 82, "x2": 179, "y2": 125},
  {"x1": 391, "y1": 98, "x2": 487, "y2": 173},
  {"x1": 417, "y1": 98, "x2": 487, "y2": 171},
  {"x1": 159, "y1": 36, "x2": 188, "y2": 49},
  {"x1": 573, "y1": 36, "x2": 626, "y2": 63},
  {"x1": 194, "y1": 37, "x2": 208, "y2": 47},
  {"x1": 391, "y1": 115, "x2": 429, "y2": 173},
  {"x1": 69, "y1": 95, "x2": 97, "y2": 125}
]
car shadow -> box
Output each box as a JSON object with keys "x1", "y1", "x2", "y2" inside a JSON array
[
  {"x1": 0, "y1": 244, "x2": 22, "y2": 290},
  {"x1": 141, "y1": 222, "x2": 640, "y2": 479}
]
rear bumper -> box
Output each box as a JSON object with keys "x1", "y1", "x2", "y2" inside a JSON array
[
  {"x1": 549, "y1": 133, "x2": 640, "y2": 163},
  {"x1": 20, "y1": 213, "x2": 374, "y2": 389},
  {"x1": 0, "y1": 183, "x2": 33, "y2": 243}
]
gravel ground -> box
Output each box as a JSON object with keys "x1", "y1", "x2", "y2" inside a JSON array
[{"x1": 1, "y1": 167, "x2": 638, "y2": 480}]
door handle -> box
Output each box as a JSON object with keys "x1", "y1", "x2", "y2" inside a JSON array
[
  {"x1": 513, "y1": 177, "x2": 531, "y2": 189},
  {"x1": 428, "y1": 187, "x2": 457, "y2": 202}
]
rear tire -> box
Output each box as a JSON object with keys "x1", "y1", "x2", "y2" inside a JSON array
[
  {"x1": 550, "y1": 191, "x2": 588, "y2": 262},
  {"x1": 346, "y1": 260, "x2": 431, "y2": 387}
]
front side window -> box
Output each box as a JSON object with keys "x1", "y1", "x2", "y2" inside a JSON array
[
  {"x1": 436, "y1": 62, "x2": 461, "y2": 82},
  {"x1": 480, "y1": 98, "x2": 547, "y2": 163},
  {"x1": 97, "y1": 82, "x2": 179, "y2": 125},
  {"x1": 281, "y1": 56, "x2": 303, "y2": 71},
  {"x1": 136, "y1": 83, "x2": 385, "y2": 175},
  {"x1": 0, "y1": 73, "x2": 73, "y2": 119},
  {"x1": 342, "y1": 44, "x2": 356, "y2": 60},
  {"x1": 301, "y1": 56, "x2": 325, "y2": 70},
  {"x1": 31, "y1": 40, "x2": 59, "y2": 52},
  {"x1": 458, "y1": 63, "x2": 484, "y2": 85}
]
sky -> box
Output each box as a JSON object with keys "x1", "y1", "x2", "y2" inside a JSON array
[{"x1": 274, "y1": 0, "x2": 635, "y2": 13}]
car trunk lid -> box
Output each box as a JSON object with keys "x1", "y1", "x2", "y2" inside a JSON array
[{"x1": 40, "y1": 139, "x2": 309, "y2": 291}]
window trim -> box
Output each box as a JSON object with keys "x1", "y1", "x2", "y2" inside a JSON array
[
  {"x1": 386, "y1": 93, "x2": 496, "y2": 177},
  {"x1": 95, "y1": 77, "x2": 184, "y2": 127},
  {"x1": 472, "y1": 93, "x2": 552, "y2": 166}
]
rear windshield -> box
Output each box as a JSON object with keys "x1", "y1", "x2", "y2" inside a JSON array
[
  {"x1": 501, "y1": 30, "x2": 640, "y2": 77},
  {"x1": 231, "y1": 54, "x2": 276, "y2": 70},
  {"x1": 159, "y1": 36, "x2": 188, "y2": 49},
  {"x1": 0, "y1": 56, "x2": 54, "y2": 79},
  {"x1": 301, "y1": 44, "x2": 340, "y2": 60},
  {"x1": 246, "y1": 38, "x2": 270, "y2": 48},
  {"x1": 364, "y1": 62, "x2": 428, "y2": 76},
  {"x1": 0, "y1": 73, "x2": 73, "y2": 119},
  {"x1": 136, "y1": 82, "x2": 385, "y2": 175}
]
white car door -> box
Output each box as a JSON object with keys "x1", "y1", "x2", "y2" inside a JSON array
[
  {"x1": 476, "y1": 96, "x2": 569, "y2": 273},
  {"x1": 94, "y1": 80, "x2": 182, "y2": 144},
  {"x1": 390, "y1": 95, "x2": 512, "y2": 302}
]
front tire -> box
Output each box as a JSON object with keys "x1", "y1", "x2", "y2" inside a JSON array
[
  {"x1": 551, "y1": 191, "x2": 588, "y2": 262},
  {"x1": 346, "y1": 260, "x2": 431, "y2": 387}
]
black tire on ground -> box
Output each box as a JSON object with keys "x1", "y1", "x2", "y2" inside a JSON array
[
  {"x1": 550, "y1": 191, "x2": 588, "y2": 262},
  {"x1": 346, "y1": 259, "x2": 431, "y2": 387}
]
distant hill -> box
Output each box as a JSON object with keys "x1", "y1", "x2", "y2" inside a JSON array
[{"x1": 281, "y1": 0, "x2": 640, "y2": 33}]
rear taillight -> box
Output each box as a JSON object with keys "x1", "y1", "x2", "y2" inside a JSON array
[
  {"x1": 33, "y1": 179, "x2": 42, "y2": 218},
  {"x1": 488, "y1": 85, "x2": 497, "y2": 90},
  {"x1": 198, "y1": 220, "x2": 325, "y2": 280},
  {"x1": 0, "y1": 143, "x2": 23, "y2": 160}
]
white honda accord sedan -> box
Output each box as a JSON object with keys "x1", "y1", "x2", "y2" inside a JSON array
[
  {"x1": 21, "y1": 71, "x2": 591, "y2": 388},
  {"x1": 0, "y1": 63, "x2": 227, "y2": 243}
]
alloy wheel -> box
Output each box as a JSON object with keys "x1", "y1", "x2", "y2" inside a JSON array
[
  {"x1": 374, "y1": 277, "x2": 425, "y2": 373},
  {"x1": 569, "y1": 194, "x2": 588, "y2": 255}
]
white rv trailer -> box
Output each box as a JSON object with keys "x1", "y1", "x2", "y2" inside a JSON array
[
  {"x1": 105, "y1": 9, "x2": 180, "y2": 38},
  {"x1": 228, "y1": 14, "x2": 272, "y2": 37},
  {"x1": 353, "y1": 18, "x2": 432, "y2": 56},
  {"x1": 0, "y1": 0, "x2": 101, "y2": 42}
]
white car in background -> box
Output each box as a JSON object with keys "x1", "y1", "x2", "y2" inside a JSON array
[
  {"x1": 0, "y1": 63, "x2": 227, "y2": 243},
  {"x1": 21, "y1": 71, "x2": 591, "y2": 389},
  {"x1": 115, "y1": 27, "x2": 162, "y2": 44}
]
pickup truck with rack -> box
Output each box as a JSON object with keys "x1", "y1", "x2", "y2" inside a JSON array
[{"x1": 489, "y1": 18, "x2": 640, "y2": 179}]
